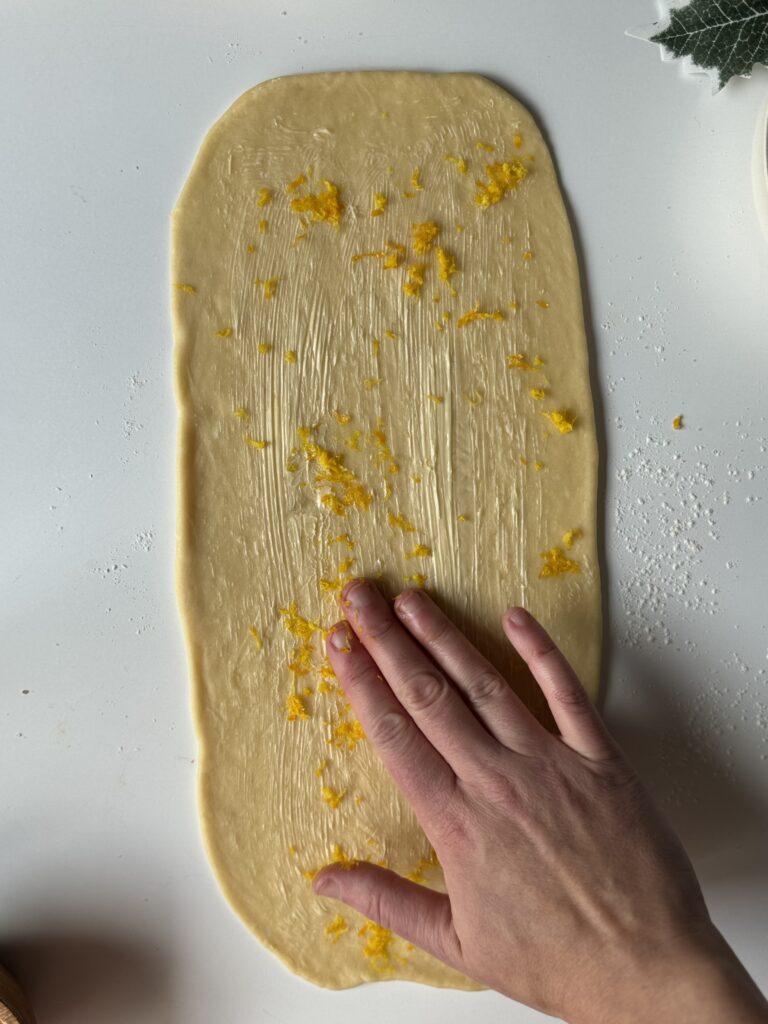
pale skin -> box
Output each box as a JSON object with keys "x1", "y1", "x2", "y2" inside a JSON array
[{"x1": 313, "y1": 579, "x2": 768, "y2": 1024}]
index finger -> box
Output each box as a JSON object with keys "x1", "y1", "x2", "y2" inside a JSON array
[{"x1": 325, "y1": 620, "x2": 457, "y2": 824}]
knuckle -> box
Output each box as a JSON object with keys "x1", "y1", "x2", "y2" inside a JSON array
[
  {"x1": 365, "y1": 613, "x2": 397, "y2": 642},
  {"x1": 420, "y1": 614, "x2": 454, "y2": 650},
  {"x1": 370, "y1": 709, "x2": 412, "y2": 750},
  {"x1": 431, "y1": 801, "x2": 472, "y2": 850},
  {"x1": 364, "y1": 886, "x2": 389, "y2": 928},
  {"x1": 527, "y1": 638, "x2": 557, "y2": 674},
  {"x1": 550, "y1": 680, "x2": 591, "y2": 712},
  {"x1": 467, "y1": 667, "x2": 507, "y2": 707},
  {"x1": 403, "y1": 669, "x2": 448, "y2": 714}
]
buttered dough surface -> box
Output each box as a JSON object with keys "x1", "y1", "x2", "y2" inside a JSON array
[{"x1": 172, "y1": 71, "x2": 601, "y2": 989}]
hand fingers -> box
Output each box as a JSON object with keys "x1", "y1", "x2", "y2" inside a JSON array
[
  {"x1": 325, "y1": 619, "x2": 457, "y2": 823},
  {"x1": 340, "y1": 579, "x2": 499, "y2": 777},
  {"x1": 313, "y1": 861, "x2": 462, "y2": 969},
  {"x1": 502, "y1": 607, "x2": 619, "y2": 762},
  {"x1": 393, "y1": 587, "x2": 548, "y2": 753}
]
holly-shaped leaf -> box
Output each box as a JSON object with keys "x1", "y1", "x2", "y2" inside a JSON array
[{"x1": 629, "y1": 0, "x2": 768, "y2": 91}]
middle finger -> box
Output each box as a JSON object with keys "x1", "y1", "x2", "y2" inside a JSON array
[{"x1": 341, "y1": 578, "x2": 498, "y2": 777}]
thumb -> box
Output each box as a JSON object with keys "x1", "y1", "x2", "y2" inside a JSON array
[{"x1": 312, "y1": 861, "x2": 461, "y2": 968}]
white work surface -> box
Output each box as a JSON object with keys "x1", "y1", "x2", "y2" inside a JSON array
[{"x1": 2, "y1": 2, "x2": 767, "y2": 1021}]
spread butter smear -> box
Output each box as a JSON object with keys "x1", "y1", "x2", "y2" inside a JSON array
[{"x1": 171, "y1": 71, "x2": 601, "y2": 989}]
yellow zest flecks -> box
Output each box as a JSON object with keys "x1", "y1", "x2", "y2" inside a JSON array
[
  {"x1": 372, "y1": 337, "x2": 380, "y2": 355},
  {"x1": 330, "y1": 844, "x2": 357, "y2": 869},
  {"x1": 539, "y1": 547, "x2": 581, "y2": 579},
  {"x1": 426, "y1": 393, "x2": 444, "y2": 405},
  {"x1": 405, "y1": 573, "x2": 426, "y2": 587},
  {"x1": 535, "y1": 299, "x2": 550, "y2": 309},
  {"x1": 363, "y1": 377, "x2": 382, "y2": 390},
  {"x1": 521, "y1": 250, "x2": 534, "y2": 261},
  {"x1": 284, "y1": 350, "x2": 298, "y2": 364},
  {"x1": 462, "y1": 389, "x2": 484, "y2": 406},
  {"x1": 351, "y1": 241, "x2": 405, "y2": 269},
  {"x1": 358, "y1": 921, "x2": 394, "y2": 972},
  {"x1": 328, "y1": 532, "x2": 355, "y2": 549},
  {"x1": 288, "y1": 844, "x2": 298, "y2": 856},
  {"x1": 562, "y1": 528, "x2": 583, "y2": 550},
  {"x1": 475, "y1": 140, "x2": 495, "y2": 152},
  {"x1": 411, "y1": 221, "x2": 439, "y2": 254},
  {"x1": 457, "y1": 513, "x2": 470, "y2": 522},
  {"x1": 507, "y1": 353, "x2": 533, "y2": 370},
  {"x1": 315, "y1": 759, "x2": 328, "y2": 777},
  {"x1": 321, "y1": 786, "x2": 347, "y2": 810},
  {"x1": 509, "y1": 301, "x2": 520, "y2": 311},
  {"x1": 436, "y1": 247, "x2": 459, "y2": 293},
  {"x1": 301, "y1": 868, "x2": 318, "y2": 881},
  {"x1": 297, "y1": 427, "x2": 372, "y2": 515},
  {"x1": 513, "y1": 133, "x2": 523, "y2": 149},
  {"x1": 444, "y1": 154, "x2": 468, "y2": 174},
  {"x1": 534, "y1": 461, "x2": 545, "y2": 471},
  {"x1": 369, "y1": 427, "x2": 400, "y2": 475},
  {"x1": 332, "y1": 410, "x2": 352, "y2": 425},
  {"x1": 403, "y1": 263, "x2": 426, "y2": 299},
  {"x1": 529, "y1": 388, "x2": 547, "y2": 400},
  {"x1": 257, "y1": 342, "x2": 273, "y2": 354},
  {"x1": 673, "y1": 415, "x2": 683, "y2": 430},
  {"x1": 406, "y1": 544, "x2": 432, "y2": 559},
  {"x1": 216, "y1": 327, "x2": 233, "y2": 338},
  {"x1": 319, "y1": 576, "x2": 345, "y2": 593},
  {"x1": 329, "y1": 718, "x2": 365, "y2": 751},
  {"x1": 256, "y1": 187, "x2": 273, "y2": 207},
  {"x1": 457, "y1": 304, "x2": 504, "y2": 327},
  {"x1": 387, "y1": 511, "x2": 416, "y2": 533},
  {"x1": 246, "y1": 243, "x2": 256, "y2": 253},
  {"x1": 234, "y1": 406, "x2": 250, "y2": 420},
  {"x1": 248, "y1": 625, "x2": 263, "y2": 650},
  {"x1": 406, "y1": 849, "x2": 440, "y2": 882},
  {"x1": 174, "y1": 283, "x2": 197, "y2": 294},
  {"x1": 259, "y1": 218, "x2": 268, "y2": 234},
  {"x1": 410, "y1": 167, "x2": 423, "y2": 191},
  {"x1": 371, "y1": 192, "x2": 388, "y2": 217},
  {"x1": 324, "y1": 915, "x2": 348, "y2": 943},
  {"x1": 285, "y1": 173, "x2": 307, "y2": 194},
  {"x1": 244, "y1": 437, "x2": 268, "y2": 449},
  {"x1": 286, "y1": 693, "x2": 310, "y2": 721},
  {"x1": 383, "y1": 241, "x2": 406, "y2": 269},
  {"x1": 474, "y1": 159, "x2": 528, "y2": 208},
  {"x1": 290, "y1": 180, "x2": 344, "y2": 227},
  {"x1": 254, "y1": 277, "x2": 279, "y2": 300},
  {"x1": 278, "y1": 602, "x2": 322, "y2": 643},
  {"x1": 543, "y1": 410, "x2": 575, "y2": 435},
  {"x1": 384, "y1": 329, "x2": 398, "y2": 340}
]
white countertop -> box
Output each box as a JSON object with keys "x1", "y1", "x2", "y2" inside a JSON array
[{"x1": 1, "y1": 2, "x2": 767, "y2": 1021}]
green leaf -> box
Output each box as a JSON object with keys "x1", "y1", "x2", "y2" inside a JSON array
[{"x1": 629, "y1": 0, "x2": 768, "y2": 91}]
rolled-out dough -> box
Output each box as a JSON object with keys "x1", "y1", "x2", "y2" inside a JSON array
[{"x1": 172, "y1": 71, "x2": 601, "y2": 989}]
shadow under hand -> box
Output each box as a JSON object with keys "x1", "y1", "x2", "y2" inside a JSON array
[
  {"x1": 605, "y1": 650, "x2": 768, "y2": 893},
  {"x1": 0, "y1": 931, "x2": 172, "y2": 1024}
]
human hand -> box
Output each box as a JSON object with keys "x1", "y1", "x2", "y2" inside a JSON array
[{"x1": 313, "y1": 580, "x2": 768, "y2": 1023}]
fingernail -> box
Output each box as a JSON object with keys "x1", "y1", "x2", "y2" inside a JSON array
[
  {"x1": 328, "y1": 622, "x2": 353, "y2": 653},
  {"x1": 314, "y1": 873, "x2": 341, "y2": 899},
  {"x1": 343, "y1": 579, "x2": 375, "y2": 610},
  {"x1": 506, "y1": 607, "x2": 528, "y2": 626},
  {"x1": 395, "y1": 588, "x2": 423, "y2": 617}
]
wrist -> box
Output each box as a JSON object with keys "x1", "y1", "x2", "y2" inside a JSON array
[{"x1": 569, "y1": 928, "x2": 768, "y2": 1024}]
